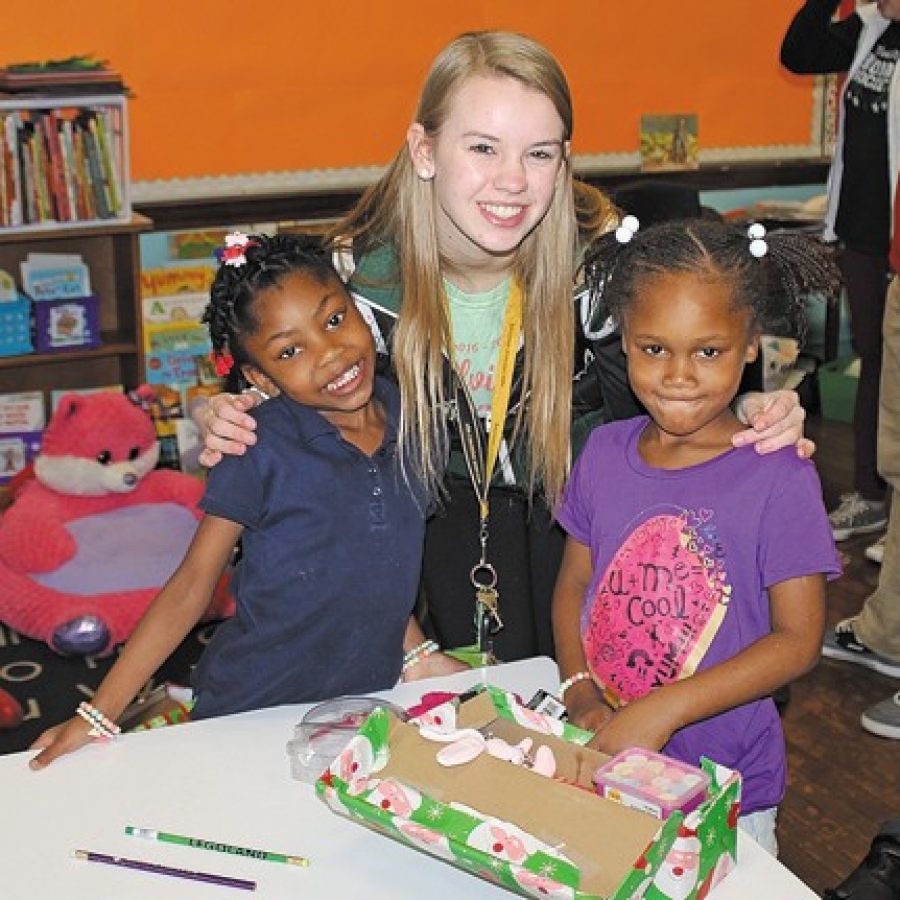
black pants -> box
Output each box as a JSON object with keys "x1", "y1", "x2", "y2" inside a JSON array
[
  {"x1": 421, "y1": 478, "x2": 564, "y2": 662},
  {"x1": 839, "y1": 246, "x2": 889, "y2": 500}
]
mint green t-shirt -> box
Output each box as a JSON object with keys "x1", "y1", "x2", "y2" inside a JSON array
[{"x1": 444, "y1": 276, "x2": 510, "y2": 418}]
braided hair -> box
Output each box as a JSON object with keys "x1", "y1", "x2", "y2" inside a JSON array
[
  {"x1": 203, "y1": 232, "x2": 337, "y2": 392},
  {"x1": 583, "y1": 218, "x2": 841, "y2": 343}
]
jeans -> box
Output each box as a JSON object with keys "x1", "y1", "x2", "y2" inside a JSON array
[{"x1": 739, "y1": 806, "x2": 779, "y2": 857}]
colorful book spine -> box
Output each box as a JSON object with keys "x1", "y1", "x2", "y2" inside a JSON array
[
  {"x1": 3, "y1": 113, "x2": 22, "y2": 226},
  {"x1": 29, "y1": 117, "x2": 52, "y2": 222},
  {"x1": 57, "y1": 118, "x2": 79, "y2": 222},
  {"x1": 17, "y1": 125, "x2": 35, "y2": 224},
  {"x1": 77, "y1": 113, "x2": 110, "y2": 219},
  {"x1": 90, "y1": 109, "x2": 121, "y2": 216},
  {"x1": 0, "y1": 117, "x2": 7, "y2": 226},
  {"x1": 40, "y1": 111, "x2": 71, "y2": 222}
]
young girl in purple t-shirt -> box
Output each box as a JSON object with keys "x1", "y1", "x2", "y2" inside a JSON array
[{"x1": 552, "y1": 218, "x2": 842, "y2": 856}]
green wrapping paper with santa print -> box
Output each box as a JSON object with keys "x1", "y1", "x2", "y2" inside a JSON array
[{"x1": 315, "y1": 686, "x2": 740, "y2": 900}]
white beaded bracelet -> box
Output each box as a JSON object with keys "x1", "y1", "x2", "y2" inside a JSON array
[
  {"x1": 76, "y1": 701, "x2": 121, "y2": 740},
  {"x1": 558, "y1": 670, "x2": 592, "y2": 700},
  {"x1": 402, "y1": 639, "x2": 439, "y2": 673}
]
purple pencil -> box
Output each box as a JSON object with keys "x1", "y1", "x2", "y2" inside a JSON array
[{"x1": 74, "y1": 849, "x2": 257, "y2": 891}]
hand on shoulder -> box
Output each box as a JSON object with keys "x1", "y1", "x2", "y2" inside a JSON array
[
  {"x1": 195, "y1": 391, "x2": 262, "y2": 467},
  {"x1": 732, "y1": 389, "x2": 815, "y2": 458}
]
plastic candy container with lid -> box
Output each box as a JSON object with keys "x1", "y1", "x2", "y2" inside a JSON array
[
  {"x1": 286, "y1": 696, "x2": 408, "y2": 783},
  {"x1": 592, "y1": 748, "x2": 710, "y2": 819}
]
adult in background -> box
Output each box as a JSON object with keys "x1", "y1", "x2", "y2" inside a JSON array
[
  {"x1": 198, "y1": 31, "x2": 810, "y2": 664},
  {"x1": 824, "y1": 229, "x2": 900, "y2": 737},
  {"x1": 781, "y1": 0, "x2": 900, "y2": 547}
]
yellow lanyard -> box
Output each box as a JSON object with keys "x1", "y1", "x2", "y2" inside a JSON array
[
  {"x1": 449, "y1": 278, "x2": 523, "y2": 656},
  {"x1": 480, "y1": 278, "x2": 523, "y2": 516}
]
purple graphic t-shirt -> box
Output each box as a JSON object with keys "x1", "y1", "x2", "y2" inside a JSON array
[{"x1": 557, "y1": 417, "x2": 841, "y2": 813}]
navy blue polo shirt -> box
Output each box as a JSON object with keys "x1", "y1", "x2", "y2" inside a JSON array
[{"x1": 191, "y1": 376, "x2": 426, "y2": 719}]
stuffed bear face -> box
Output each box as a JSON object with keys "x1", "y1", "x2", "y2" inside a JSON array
[{"x1": 33, "y1": 392, "x2": 161, "y2": 497}]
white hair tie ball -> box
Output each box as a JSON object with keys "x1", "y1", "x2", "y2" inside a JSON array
[
  {"x1": 747, "y1": 222, "x2": 766, "y2": 240},
  {"x1": 615, "y1": 214, "x2": 640, "y2": 244},
  {"x1": 747, "y1": 223, "x2": 768, "y2": 258}
]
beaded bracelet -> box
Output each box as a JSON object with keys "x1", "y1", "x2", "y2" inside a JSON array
[
  {"x1": 402, "y1": 639, "x2": 440, "y2": 673},
  {"x1": 76, "y1": 701, "x2": 121, "y2": 741},
  {"x1": 558, "y1": 670, "x2": 593, "y2": 700}
]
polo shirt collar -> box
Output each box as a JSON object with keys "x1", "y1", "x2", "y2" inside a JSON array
[{"x1": 271, "y1": 374, "x2": 399, "y2": 448}]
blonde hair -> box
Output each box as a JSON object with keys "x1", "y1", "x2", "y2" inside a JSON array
[{"x1": 329, "y1": 31, "x2": 614, "y2": 506}]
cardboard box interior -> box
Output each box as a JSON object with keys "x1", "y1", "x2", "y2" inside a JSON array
[{"x1": 378, "y1": 692, "x2": 662, "y2": 898}]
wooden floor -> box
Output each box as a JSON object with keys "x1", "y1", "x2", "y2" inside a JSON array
[{"x1": 778, "y1": 414, "x2": 899, "y2": 897}]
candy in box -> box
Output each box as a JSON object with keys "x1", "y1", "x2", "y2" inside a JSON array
[
  {"x1": 593, "y1": 748, "x2": 710, "y2": 820},
  {"x1": 316, "y1": 686, "x2": 741, "y2": 900}
]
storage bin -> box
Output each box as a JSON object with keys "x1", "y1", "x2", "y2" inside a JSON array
[
  {"x1": 0, "y1": 294, "x2": 33, "y2": 357},
  {"x1": 817, "y1": 355, "x2": 858, "y2": 424}
]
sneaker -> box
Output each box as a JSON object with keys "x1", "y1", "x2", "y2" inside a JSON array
[
  {"x1": 822, "y1": 819, "x2": 900, "y2": 899},
  {"x1": 865, "y1": 535, "x2": 886, "y2": 565},
  {"x1": 822, "y1": 618, "x2": 900, "y2": 678},
  {"x1": 829, "y1": 492, "x2": 888, "y2": 542},
  {"x1": 861, "y1": 691, "x2": 900, "y2": 740}
]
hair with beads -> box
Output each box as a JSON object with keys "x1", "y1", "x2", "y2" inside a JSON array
[
  {"x1": 203, "y1": 232, "x2": 338, "y2": 392},
  {"x1": 583, "y1": 218, "x2": 841, "y2": 342}
]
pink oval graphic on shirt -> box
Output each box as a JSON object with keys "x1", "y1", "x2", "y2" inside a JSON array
[{"x1": 583, "y1": 511, "x2": 730, "y2": 704}]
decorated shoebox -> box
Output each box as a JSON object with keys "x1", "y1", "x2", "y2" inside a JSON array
[{"x1": 316, "y1": 687, "x2": 741, "y2": 900}]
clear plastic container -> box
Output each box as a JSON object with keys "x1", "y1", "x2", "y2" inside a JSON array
[
  {"x1": 286, "y1": 696, "x2": 407, "y2": 783},
  {"x1": 592, "y1": 748, "x2": 709, "y2": 819}
]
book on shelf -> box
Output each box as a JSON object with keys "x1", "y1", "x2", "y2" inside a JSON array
[
  {"x1": 86, "y1": 110, "x2": 121, "y2": 215},
  {"x1": 0, "y1": 390, "x2": 45, "y2": 485},
  {"x1": 140, "y1": 260, "x2": 222, "y2": 440},
  {"x1": 76, "y1": 111, "x2": 110, "y2": 219},
  {"x1": 141, "y1": 264, "x2": 215, "y2": 298},
  {"x1": 20, "y1": 252, "x2": 91, "y2": 300},
  {"x1": 145, "y1": 320, "x2": 213, "y2": 385},
  {"x1": 17, "y1": 121, "x2": 36, "y2": 224},
  {"x1": 38, "y1": 111, "x2": 71, "y2": 222}
]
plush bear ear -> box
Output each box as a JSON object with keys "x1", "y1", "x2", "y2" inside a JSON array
[{"x1": 53, "y1": 393, "x2": 84, "y2": 422}]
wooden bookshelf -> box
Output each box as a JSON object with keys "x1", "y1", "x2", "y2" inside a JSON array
[{"x1": 0, "y1": 213, "x2": 151, "y2": 408}]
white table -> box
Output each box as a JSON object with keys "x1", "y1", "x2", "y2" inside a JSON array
[{"x1": 0, "y1": 657, "x2": 817, "y2": 898}]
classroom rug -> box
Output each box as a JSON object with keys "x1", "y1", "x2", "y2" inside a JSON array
[{"x1": 0, "y1": 619, "x2": 213, "y2": 756}]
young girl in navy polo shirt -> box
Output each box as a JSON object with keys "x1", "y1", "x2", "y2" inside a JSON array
[{"x1": 30, "y1": 232, "x2": 464, "y2": 770}]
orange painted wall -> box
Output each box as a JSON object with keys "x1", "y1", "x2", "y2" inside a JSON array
[{"x1": 0, "y1": 1, "x2": 819, "y2": 182}]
